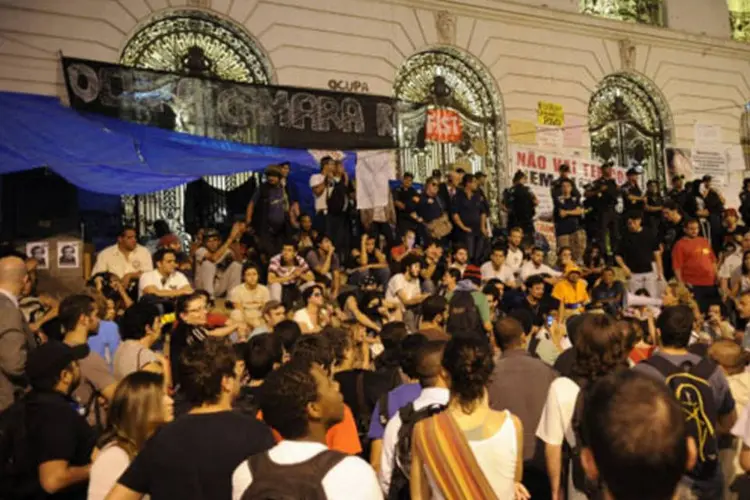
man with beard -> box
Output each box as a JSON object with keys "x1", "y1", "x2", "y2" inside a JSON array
[
  {"x1": 22, "y1": 341, "x2": 94, "y2": 499},
  {"x1": 386, "y1": 254, "x2": 430, "y2": 330},
  {"x1": 59, "y1": 294, "x2": 116, "y2": 429}
]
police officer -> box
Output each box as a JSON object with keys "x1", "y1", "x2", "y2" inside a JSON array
[
  {"x1": 550, "y1": 163, "x2": 581, "y2": 200},
  {"x1": 621, "y1": 167, "x2": 645, "y2": 213},
  {"x1": 506, "y1": 170, "x2": 537, "y2": 240},
  {"x1": 393, "y1": 172, "x2": 420, "y2": 239},
  {"x1": 585, "y1": 162, "x2": 620, "y2": 256},
  {"x1": 644, "y1": 180, "x2": 664, "y2": 239}
]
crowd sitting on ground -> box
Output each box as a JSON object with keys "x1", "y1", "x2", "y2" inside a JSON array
[{"x1": 6, "y1": 157, "x2": 750, "y2": 500}]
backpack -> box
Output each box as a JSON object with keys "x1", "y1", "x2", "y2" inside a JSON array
[
  {"x1": 0, "y1": 396, "x2": 39, "y2": 499},
  {"x1": 387, "y1": 402, "x2": 446, "y2": 500},
  {"x1": 240, "y1": 449, "x2": 346, "y2": 500},
  {"x1": 644, "y1": 356, "x2": 720, "y2": 481},
  {"x1": 327, "y1": 181, "x2": 348, "y2": 215},
  {"x1": 562, "y1": 379, "x2": 602, "y2": 498}
]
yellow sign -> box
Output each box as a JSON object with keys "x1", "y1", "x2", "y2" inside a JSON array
[
  {"x1": 537, "y1": 101, "x2": 565, "y2": 127},
  {"x1": 508, "y1": 120, "x2": 537, "y2": 145}
]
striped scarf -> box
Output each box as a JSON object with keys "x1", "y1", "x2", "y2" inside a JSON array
[{"x1": 413, "y1": 410, "x2": 498, "y2": 500}]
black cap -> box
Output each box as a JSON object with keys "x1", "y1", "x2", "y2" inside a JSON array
[
  {"x1": 559, "y1": 164, "x2": 571, "y2": 173},
  {"x1": 26, "y1": 341, "x2": 89, "y2": 387},
  {"x1": 626, "y1": 167, "x2": 641, "y2": 176}
]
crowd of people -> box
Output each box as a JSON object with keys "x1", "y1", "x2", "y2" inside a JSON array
[{"x1": 5, "y1": 155, "x2": 750, "y2": 500}]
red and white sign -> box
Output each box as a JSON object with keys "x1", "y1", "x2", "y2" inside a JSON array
[{"x1": 425, "y1": 109, "x2": 462, "y2": 143}]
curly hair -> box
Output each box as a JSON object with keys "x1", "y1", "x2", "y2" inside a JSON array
[
  {"x1": 291, "y1": 334, "x2": 334, "y2": 373},
  {"x1": 442, "y1": 336, "x2": 494, "y2": 414},
  {"x1": 179, "y1": 338, "x2": 237, "y2": 406},
  {"x1": 322, "y1": 327, "x2": 352, "y2": 366},
  {"x1": 571, "y1": 314, "x2": 628, "y2": 382},
  {"x1": 260, "y1": 359, "x2": 318, "y2": 440}
]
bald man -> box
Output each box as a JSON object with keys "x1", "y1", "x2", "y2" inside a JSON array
[{"x1": 0, "y1": 255, "x2": 37, "y2": 411}]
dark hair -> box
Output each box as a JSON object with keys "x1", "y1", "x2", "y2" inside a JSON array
[
  {"x1": 662, "y1": 200, "x2": 680, "y2": 212},
  {"x1": 571, "y1": 314, "x2": 627, "y2": 382},
  {"x1": 683, "y1": 218, "x2": 699, "y2": 228},
  {"x1": 58, "y1": 294, "x2": 96, "y2": 332},
  {"x1": 302, "y1": 284, "x2": 324, "y2": 303},
  {"x1": 582, "y1": 371, "x2": 687, "y2": 500},
  {"x1": 380, "y1": 321, "x2": 408, "y2": 352},
  {"x1": 493, "y1": 317, "x2": 526, "y2": 350},
  {"x1": 274, "y1": 320, "x2": 302, "y2": 353},
  {"x1": 246, "y1": 334, "x2": 283, "y2": 381},
  {"x1": 512, "y1": 171, "x2": 526, "y2": 184},
  {"x1": 453, "y1": 244, "x2": 468, "y2": 256},
  {"x1": 656, "y1": 305, "x2": 694, "y2": 348},
  {"x1": 508, "y1": 309, "x2": 534, "y2": 335},
  {"x1": 490, "y1": 246, "x2": 506, "y2": 256},
  {"x1": 241, "y1": 262, "x2": 260, "y2": 276},
  {"x1": 415, "y1": 341, "x2": 447, "y2": 387},
  {"x1": 741, "y1": 250, "x2": 750, "y2": 276},
  {"x1": 152, "y1": 248, "x2": 176, "y2": 267},
  {"x1": 445, "y1": 268, "x2": 462, "y2": 282},
  {"x1": 461, "y1": 173, "x2": 475, "y2": 187},
  {"x1": 260, "y1": 360, "x2": 318, "y2": 440},
  {"x1": 525, "y1": 275, "x2": 546, "y2": 290},
  {"x1": 176, "y1": 291, "x2": 205, "y2": 316},
  {"x1": 403, "y1": 172, "x2": 414, "y2": 179},
  {"x1": 292, "y1": 335, "x2": 334, "y2": 373},
  {"x1": 446, "y1": 292, "x2": 482, "y2": 337},
  {"x1": 320, "y1": 156, "x2": 334, "y2": 169},
  {"x1": 560, "y1": 178, "x2": 574, "y2": 186},
  {"x1": 442, "y1": 336, "x2": 494, "y2": 412},
  {"x1": 401, "y1": 253, "x2": 422, "y2": 270},
  {"x1": 619, "y1": 318, "x2": 645, "y2": 352},
  {"x1": 180, "y1": 339, "x2": 237, "y2": 406},
  {"x1": 119, "y1": 303, "x2": 161, "y2": 341},
  {"x1": 399, "y1": 334, "x2": 429, "y2": 379},
  {"x1": 482, "y1": 284, "x2": 502, "y2": 305},
  {"x1": 422, "y1": 295, "x2": 448, "y2": 322},
  {"x1": 625, "y1": 211, "x2": 643, "y2": 221},
  {"x1": 322, "y1": 327, "x2": 352, "y2": 366},
  {"x1": 118, "y1": 225, "x2": 136, "y2": 238}
]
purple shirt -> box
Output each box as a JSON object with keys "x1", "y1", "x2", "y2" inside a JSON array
[{"x1": 367, "y1": 383, "x2": 421, "y2": 440}]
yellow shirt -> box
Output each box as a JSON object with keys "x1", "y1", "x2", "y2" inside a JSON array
[{"x1": 552, "y1": 279, "x2": 589, "y2": 311}]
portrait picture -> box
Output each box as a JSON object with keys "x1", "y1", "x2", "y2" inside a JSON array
[
  {"x1": 57, "y1": 241, "x2": 80, "y2": 268},
  {"x1": 26, "y1": 242, "x2": 49, "y2": 269}
]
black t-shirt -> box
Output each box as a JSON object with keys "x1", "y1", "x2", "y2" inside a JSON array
[
  {"x1": 590, "y1": 178, "x2": 619, "y2": 208},
  {"x1": 27, "y1": 391, "x2": 96, "y2": 500},
  {"x1": 553, "y1": 195, "x2": 582, "y2": 236},
  {"x1": 622, "y1": 182, "x2": 645, "y2": 212},
  {"x1": 417, "y1": 194, "x2": 445, "y2": 223},
  {"x1": 452, "y1": 189, "x2": 483, "y2": 231},
  {"x1": 394, "y1": 186, "x2": 419, "y2": 217},
  {"x1": 119, "y1": 411, "x2": 275, "y2": 500},
  {"x1": 518, "y1": 297, "x2": 545, "y2": 327},
  {"x1": 335, "y1": 369, "x2": 393, "y2": 431},
  {"x1": 617, "y1": 229, "x2": 657, "y2": 274},
  {"x1": 509, "y1": 185, "x2": 536, "y2": 224}
]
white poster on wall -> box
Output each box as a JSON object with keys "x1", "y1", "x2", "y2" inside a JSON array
[
  {"x1": 536, "y1": 126, "x2": 564, "y2": 150},
  {"x1": 694, "y1": 123, "x2": 722, "y2": 148},
  {"x1": 508, "y1": 146, "x2": 627, "y2": 220},
  {"x1": 691, "y1": 148, "x2": 728, "y2": 185}
]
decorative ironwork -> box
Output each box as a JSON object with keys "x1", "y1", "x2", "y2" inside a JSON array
[
  {"x1": 119, "y1": 10, "x2": 273, "y2": 238},
  {"x1": 730, "y1": 8, "x2": 750, "y2": 42},
  {"x1": 393, "y1": 47, "x2": 506, "y2": 222},
  {"x1": 589, "y1": 73, "x2": 671, "y2": 183},
  {"x1": 580, "y1": 0, "x2": 664, "y2": 26}
]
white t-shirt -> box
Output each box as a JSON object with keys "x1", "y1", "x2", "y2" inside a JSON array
[
  {"x1": 293, "y1": 307, "x2": 315, "y2": 331},
  {"x1": 479, "y1": 261, "x2": 516, "y2": 284},
  {"x1": 138, "y1": 269, "x2": 191, "y2": 296},
  {"x1": 506, "y1": 247, "x2": 524, "y2": 272},
  {"x1": 231, "y1": 440, "x2": 382, "y2": 500},
  {"x1": 520, "y1": 261, "x2": 561, "y2": 282},
  {"x1": 88, "y1": 444, "x2": 130, "y2": 500},
  {"x1": 92, "y1": 244, "x2": 153, "y2": 279},
  {"x1": 719, "y1": 252, "x2": 742, "y2": 280},
  {"x1": 310, "y1": 173, "x2": 329, "y2": 212},
  {"x1": 385, "y1": 273, "x2": 421, "y2": 308},
  {"x1": 536, "y1": 377, "x2": 587, "y2": 500},
  {"x1": 228, "y1": 284, "x2": 270, "y2": 325}
]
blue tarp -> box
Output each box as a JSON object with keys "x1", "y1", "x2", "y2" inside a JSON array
[{"x1": 0, "y1": 92, "x2": 356, "y2": 201}]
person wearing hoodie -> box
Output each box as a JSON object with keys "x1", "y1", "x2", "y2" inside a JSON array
[{"x1": 709, "y1": 340, "x2": 750, "y2": 499}]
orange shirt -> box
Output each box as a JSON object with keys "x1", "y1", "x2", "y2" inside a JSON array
[
  {"x1": 672, "y1": 237, "x2": 716, "y2": 286},
  {"x1": 258, "y1": 404, "x2": 362, "y2": 455}
]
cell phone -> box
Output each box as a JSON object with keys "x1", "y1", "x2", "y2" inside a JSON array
[{"x1": 546, "y1": 316, "x2": 554, "y2": 328}]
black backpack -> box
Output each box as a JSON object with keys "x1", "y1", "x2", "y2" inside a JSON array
[
  {"x1": 644, "y1": 356, "x2": 720, "y2": 481},
  {"x1": 0, "y1": 396, "x2": 39, "y2": 499},
  {"x1": 562, "y1": 379, "x2": 602, "y2": 499},
  {"x1": 387, "y1": 402, "x2": 446, "y2": 500},
  {"x1": 327, "y1": 181, "x2": 348, "y2": 215},
  {"x1": 240, "y1": 449, "x2": 346, "y2": 500}
]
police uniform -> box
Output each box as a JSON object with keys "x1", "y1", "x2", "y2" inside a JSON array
[
  {"x1": 586, "y1": 175, "x2": 620, "y2": 254},
  {"x1": 621, "y1": 181, "x2": 645, "y2": 213},
  {"x1": 393, "y1": 183, "x2": 420, "y2": 238},
  {"x1": 553, "y1": 193, "x2": 586, "y2": 261},
  {"x1": 507, "y1": 184, "x2": 536, "y2": 237},
  {"x1": 667, "y1": 187, "x2": 688, "y2": 212}
]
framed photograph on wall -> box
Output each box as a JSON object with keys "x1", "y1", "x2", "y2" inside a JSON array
[
  {"x1": 26, "y1": 242, "x2": 49, "y2": 269},
  {"x1": 57, "y1": 241, "x2": 80, "y2": 269}
]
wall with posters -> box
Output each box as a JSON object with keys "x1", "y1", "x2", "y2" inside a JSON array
[{"x1": 0, "y1": 0, "x2": 747, "y2": 206}]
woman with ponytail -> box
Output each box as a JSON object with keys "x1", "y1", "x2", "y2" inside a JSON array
[{"x1": 87, "y1": 371, "x2": 173, "y2": 500}]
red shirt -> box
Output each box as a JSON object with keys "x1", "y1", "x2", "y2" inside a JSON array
[{"x1": 671, "y1": 237, "x2": 716, "y2": 286}]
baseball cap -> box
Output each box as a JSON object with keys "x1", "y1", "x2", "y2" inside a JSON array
[
  {"x1": 565, "y1": 264, "x2": 583, "y2": 276},
  {"x1": 26, "y1": 341, "x2": 89, "y2": 388}
]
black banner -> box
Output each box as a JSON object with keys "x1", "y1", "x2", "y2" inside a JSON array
[{"x1": 61, "y1": 56, "x2": 404, "y2": 150}]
